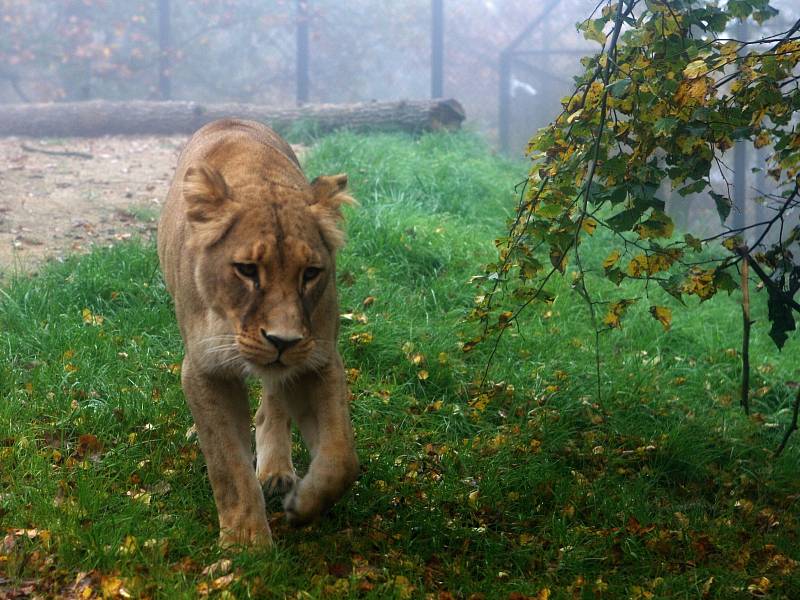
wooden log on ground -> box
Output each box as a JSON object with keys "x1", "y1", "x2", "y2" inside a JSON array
[{"x1": 0, "y1": 98, "x2": 465, "y2": 138}]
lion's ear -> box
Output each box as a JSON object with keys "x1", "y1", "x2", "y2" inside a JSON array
[
  {"x1": 308, "y1": 173, "x2": 356, "y2": 251},
  {"x1": 310, "y1": 174, "x2": 348, "y2": 205},
  {"x1": 183, "y1": 164, "x2": 230, "y2": 223}
]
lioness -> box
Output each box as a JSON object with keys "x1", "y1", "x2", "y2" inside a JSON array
[{"x1": 158, "y1": 119, "x2": 358, "y2": 546}]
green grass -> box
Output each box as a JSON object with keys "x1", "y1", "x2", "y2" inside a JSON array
[{"x1": 1, "y1": 130, "x2": 799, "y2": 598}]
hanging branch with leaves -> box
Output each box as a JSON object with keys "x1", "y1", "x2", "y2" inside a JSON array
[{"x1": 469, "y1": 0, "x2": 800, "y2": 378}]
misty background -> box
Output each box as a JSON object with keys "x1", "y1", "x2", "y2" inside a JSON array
[
  {"x1": 0, "y1": 0, "x2": 607, "y2": 152},
  {"x1": 0, "y1": 0, "x2": 797, "y2": 241}
]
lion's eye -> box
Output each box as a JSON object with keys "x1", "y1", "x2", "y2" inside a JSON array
[
  {"x1": 233, "y1": 263, "x2": 258, "y2": 279},
  {"x1": 303, "y1": 267, "x2": 322, "y2": 282}
]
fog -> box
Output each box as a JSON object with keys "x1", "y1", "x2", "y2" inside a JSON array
[
  {"x1": 0, "y1": 0, "x2": 797, "y2": 156},
  {"x1": 0, "y1": 0, "x2": 630, "y2": 150}
]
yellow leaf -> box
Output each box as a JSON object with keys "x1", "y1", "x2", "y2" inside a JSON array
[
  {"x1": 682, "y1": 59, "x2": 707, "y2": 79},
  {"x1": 469, "y1": 394, "x2": 490, "y2": 411},
  {"x1": 567, "y1": 108, "x2": 583, "y2": 124},
  {"x1": 349, "y1": 332, "x2": 373, "y2": 346},
  {"x1": 627, "y1": 254, "x2": 649, "y2": 277},
  {"x1": 635, "y1": 211, "x2": 674, "y2": 240},
  {"x1": 602, "y1": 249, "x2": 621, "y2": 269},
  {"x1": 100, "y1": 576, "x2": 128, "y2": 598},
  {"x1": 720, "y1": 41, "x2": 739, "y2": 56},
  {"x1": 676, "y1": 77, "x2": 709, "y2": 106},
  {"x1": 581, "y1": 217, "x2": 597, "y2": 235},
  {"x1": 211, "y1": 573, "x2": 236, "y2": 590},
  {"x1": 747, "y1": 577, "x2": 771, "y2": 596},
  {"x1": 603, "y1": 299, "x2": 635, "y2": 329},
  {"x1": 550, "y1": 247, "x2": 568, "y2": 273},
  {"x1": 754, "y1": 130, "x2": 771, "y2": 149},
  {"x1": 649, "y1": 305, "x2": 672, "y2": 331},
  {"x1": 536, "y1": 588, "x2": 552, "y2": 600},
  {"x1": 681, "y1": 268, "x2": 715, "y2": 300}
]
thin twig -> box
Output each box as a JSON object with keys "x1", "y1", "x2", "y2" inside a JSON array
[
  {"x1": 740, "y1": 252, "x2": 751, "y2": 415},
  {"x1": 571, "y1": 0, "x2": 630, "y2": 403},
  {"x1": 775, "y1": 386, "x2": 800, "y2": 457},
  {"x1": 735, "y1": 248, "x2": 800, "y2": 314}
]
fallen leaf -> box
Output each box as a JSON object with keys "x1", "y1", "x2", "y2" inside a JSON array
[
  {"x1": 82, "y1": 308, "x2": 105, "y2": 326},
  {"x1": 202, "y1": 558, "x2": 232, "y2": 578}
]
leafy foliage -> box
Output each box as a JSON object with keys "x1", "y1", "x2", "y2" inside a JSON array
[{"x1": 472, "y1": 0, "x2": 800, "y2": 356}]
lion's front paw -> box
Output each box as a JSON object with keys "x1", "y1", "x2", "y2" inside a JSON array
[
  {"x1": 218, "y1": 520, "x2": 272, "y2": 548},
  {"x1": 282, "y1": 481, "x2": 324, "y2": 526},
  {"x1": 259, "y1": 470, "x2": 299, "y2": 496}
]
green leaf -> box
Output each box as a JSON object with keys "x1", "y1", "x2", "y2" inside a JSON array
[
  {"x1": 659, "y1": 274, "x2": 686, "y2": 305},
  {"x1": 684, "y1": 234, "x2": 703, "y2": 252},
  {"x1": 582, "y1": 18, "x2": 607, "y2": 44},
  {"x1": 536, "y1": 203, "x2": 565, "y2": 218},
  {"x1": 606, "y1": 268, "x2": 625, "y2": 286},
  {"x1": 727, "y1": 0, "x2": 752, "y2": 19},
  {"x1": 677, "y1": 179, "x2": 708, "y2": 196},
  {"x1": 607, "y1": 208, "x2": 645, "y2": 231},
  {"x1": 653, "y1": 117, "x2": 678, "y2": 136},
  {"x1": 710, "y1": 191, "x2": 731, "y2": 223},
  {"x1": 767, "y1": 286, "x2": 796, "y2": 349},
  {"x1": 635, "y1": 210, "x2": 674, "y2": 239},
  {"x1": 713, "y1": 269, "x2": 738, "y2": 294},
  {"x1": 608, "y1": 78, "x2": 632, "y2": 98}
]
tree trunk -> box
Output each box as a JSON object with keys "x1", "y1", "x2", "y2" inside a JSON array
[{"x1": 0, "y1": 99, "x2": 465, "y2": 138}]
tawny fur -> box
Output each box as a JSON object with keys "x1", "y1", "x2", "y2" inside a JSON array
[{"x1": 158, "y1": 119, "x2": 358, "y2": 547}]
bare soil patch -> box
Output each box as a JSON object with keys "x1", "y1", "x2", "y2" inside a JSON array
[{"x1": 0, "y1": 135, "x2": 189, "y2": 279}]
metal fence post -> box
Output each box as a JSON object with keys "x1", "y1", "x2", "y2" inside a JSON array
[
  {"x1": 296, "y1": 0, "x2": 310, "y2": 105},
  {"x1": 158, "y1": 0, "x2": 171, "y2": 100},
  {"x1": 498, "y1": 51, "x2": 511, "y2": 153},
  {"x1": 431, "y1": 0, "x2": 444, "y2": 98}
]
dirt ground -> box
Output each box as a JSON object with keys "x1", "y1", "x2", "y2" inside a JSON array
[{"x1": 0, "y1": 135, "x2": 190, "y2": 279}]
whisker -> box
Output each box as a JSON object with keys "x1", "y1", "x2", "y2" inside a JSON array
[{"x1": 203, "y1": 344, "x2": 239, "y2": 355}]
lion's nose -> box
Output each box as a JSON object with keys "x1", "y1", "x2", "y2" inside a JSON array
[{"x1": 262, "y1": 331, "x2": 303, "y2": 354}]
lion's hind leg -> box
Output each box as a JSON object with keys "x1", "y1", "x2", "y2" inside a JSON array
[{"x1": 255, "y1": 388, "x2": 298, "y2": 495}]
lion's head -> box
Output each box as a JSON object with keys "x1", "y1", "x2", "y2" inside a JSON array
[{"x1": 181, "y1": 163, "x2": 353, "y2": 378}]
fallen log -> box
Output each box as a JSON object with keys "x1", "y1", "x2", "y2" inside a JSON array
[{"x1": 0, "y1": 98, "x2": 465, "y2": 138}]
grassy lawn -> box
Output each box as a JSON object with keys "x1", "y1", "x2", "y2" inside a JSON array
[{"x1": 1, "y1": 131, "x2": 799, "y2": 598}]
